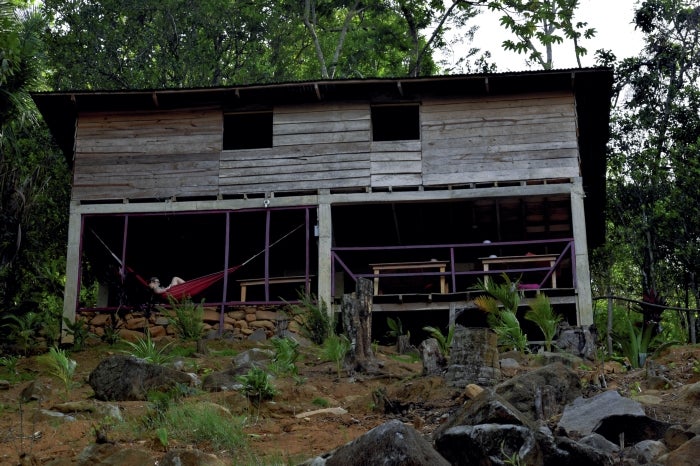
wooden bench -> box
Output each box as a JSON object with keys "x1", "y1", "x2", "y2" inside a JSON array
[
  {"x1": 369, "y1": 261, "x2": 448, "y2": 295},
  {"x1": 237, "y1": 275, "x2": 312, "y2": 302},
  {"x1": 480, "y1": 254, "x2": 559, "y2": 288}
]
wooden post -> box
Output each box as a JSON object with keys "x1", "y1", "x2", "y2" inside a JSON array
[
  {"x1": 570, "y1": 178, "x2": 594, "y2": 326},
  {"x1": 341, "y1": 277, "x2": 376, "y2": 372},
  {"x1": 607, "y1": 295, "x2": 614, "y2": 355},
  {"x1": 62, "y1": 208, "x2": 82, "y2": 339}
]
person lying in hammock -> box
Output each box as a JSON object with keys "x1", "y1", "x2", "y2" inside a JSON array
[{"x1": 149, "y1": 276, "x2": 185, "y2": 294}]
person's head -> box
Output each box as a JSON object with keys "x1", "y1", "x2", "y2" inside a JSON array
[{"x1": 149, "y1": 277, "x2": 160, "y2": 290}]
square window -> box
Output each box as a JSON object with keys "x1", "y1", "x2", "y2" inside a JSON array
[
  {"x1": 223, "y1": 112, "x2": 273, "y2": 150},
  {"x1": 371, "y1": 104, "x2": 420, "y2": 141}
]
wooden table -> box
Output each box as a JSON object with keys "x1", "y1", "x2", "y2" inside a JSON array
[
  {"x1": 480, "y1": 254, "x2": 559, "y2": 288},
  {"x1": 369, "y1": 261, "x2": 448, "y2": 295},
  {"x1": 237, "y1": 275, "x2": 311, "y2": 302}
]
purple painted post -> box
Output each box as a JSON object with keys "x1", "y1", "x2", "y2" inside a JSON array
[
  {"x1": 264, "y1": 209, "x2": 271, "y2": 302},
  {"x1": 219, "y1": 212, "x2": 231, "y2": 336}
]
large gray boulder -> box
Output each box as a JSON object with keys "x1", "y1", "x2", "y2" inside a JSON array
[
  {"x1": 557, "y1": 390, "x2": 645, "y2": 438},
  {"x1": 88, "y1": 355, "x2": 194, "y2": 401},
  {"x1": 593, "y1": 413, "x2": 671, "y2": 447},
  {"x1": 434, "y1": 389, "x2": 535, "y2": 439},
  {"x1": 495, "y1": 362, "x2": 581, "y2": 421},
  {"x1": 435, "y1": 423, "x2": 541, "y2": 466},
  {"x1": 301, "y1": 419, "x2": 450, "y2": 466},
  {"x1": 202, "y1": 348, "x2": 274, "y2": 392}
]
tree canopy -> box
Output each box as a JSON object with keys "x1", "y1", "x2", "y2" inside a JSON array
[{"x1": 604, "y1": 0, "x2": 700, "y2": 317}]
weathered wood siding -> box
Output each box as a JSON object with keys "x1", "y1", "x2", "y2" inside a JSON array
[
  {"x1": 70, "y1": 92, "x2": 579, "y2": 201},
  {"x1": 73, "y1": 109, "x2": 221, "y2": 201},
  {"x1": 421, "y1": 92, "x2": 579, "y2": 186},
  {"x1": 220, "y1": 103, "x2": 371, "y2": 194}
]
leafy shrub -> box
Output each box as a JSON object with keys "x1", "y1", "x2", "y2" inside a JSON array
[
  {"x1": 286, "y1": 291, "x2": 331, "y2": 345},
  {"x1": 122, "y1": 331, "x2": 173, "y2": 365},
  {"x1": 238, "y1": 367, "x2": 277, "y2": 405},
  {"x1": 37, "y1": 347, "x2": 76, "y2": 398},
  {"x1": 160, "y1": 296, "x2": 205, "y2": 341},
  {"x1": 269, "y1": 337, "x2": 300, "y2": 376},
  {"x1": 614, "y1": 316, "x2": 655, "y2": 368},
  {"x1": 3, "y1": 312, "x2": 42, "y2": 354},
  {"x1": 62, "y1": 317, "x2": 92, "y2": 351},
  {"x1": 386, "y1": 316, "x2": 409, "y2": 342}
]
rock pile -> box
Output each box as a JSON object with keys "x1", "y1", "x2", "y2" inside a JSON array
[{"x1": 302, "y1": 369, "x2": 700, "y2": 465}]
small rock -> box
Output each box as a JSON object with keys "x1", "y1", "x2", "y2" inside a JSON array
[
  {"x1": 662, "y1": 436, "x2": 700, "y2": 466},
  {"x1": 663, "y1": 425, "x2": 695, "y2": 451},
  {"x1": 295, "y1": 407, "x2": 348, "y2": 419},
  {"x1": 627, "y1": 439, "x2": 667, "y2": 464},
  {"x1": 160, "y1": 448, "x2": 227, "y2": 466},
  {"x1": 0, "y1": 380, "x2": 10, "y2": 390},
  {"x1": 579, "y1": 433, "x2": 621, "y2": 455},
  {"x1": 679, "y1": 381, "x2": 700, "y2": 402}
]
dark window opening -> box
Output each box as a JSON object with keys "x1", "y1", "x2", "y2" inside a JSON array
[
  {"x1": 371, "y1": 104, "x2": 420, "y2": 141},
  {"x1": 223, "y1": 112, "x2": 273, "y2": 150}
]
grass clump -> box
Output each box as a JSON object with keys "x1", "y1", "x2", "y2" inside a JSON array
[
  {"x1": 321, "y1": 333, "x2": 350, "y2": 377},
  {"x1": 286, "y1": 291, "x2": 331, "y2": 345},
  {"x1": 122, "y1": 331, "x2": 173, "y2": 365},
  {"x1": 312, "y1": 397, "x2": 330, "y2": 408},
  {"x1": 160, "y1": 401, "x2": 247, "y2": 452},
  {"x1": 37, "y1": 347, "x2": 77, "y2": 398}
]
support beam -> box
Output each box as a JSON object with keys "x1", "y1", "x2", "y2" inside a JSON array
[
  {"x1": 62, "y1": 208, "x2": 82, "y2": 336},
  {"x1": 570, "y1": 178, "x2": 593, "y2": 326},
  {"x1": 317, "y1": 193, "x2": 333, "y2": 316}
]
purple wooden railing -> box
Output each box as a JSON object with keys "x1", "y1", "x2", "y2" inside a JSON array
[{"x1": 331, "y1": 238, "x2": 575, "y2": 297}]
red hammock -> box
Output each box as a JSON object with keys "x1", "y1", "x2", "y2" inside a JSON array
[
  {"x1": 131, "y1": 266, "x2": 241, "y2": 300},
  {"x1": 92, "y1": 223, "x2": 303, "y2": 301}
]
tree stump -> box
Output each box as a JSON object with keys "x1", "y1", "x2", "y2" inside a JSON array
[
  {"x1": 342, "y1": 278, "x2": 377, "y2": 372},
  {"x1": 396, "y1": 335, "x2": 411, "y2": 354}
]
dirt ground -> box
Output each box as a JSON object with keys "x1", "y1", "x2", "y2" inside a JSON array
[{"x1": 0, "y1": 338, "x2": 698, "y2": 465}]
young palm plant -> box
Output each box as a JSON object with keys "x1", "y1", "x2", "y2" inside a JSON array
[
  {"x1": 37, "y1": 347, "x2": 77, "y2": 399},
  {"x1": 472, "y1": 274, "x2": 528, "y2": 353},
  {"x1": 422, "y1": 324, "x2": 455, "y2": 358},
  {"x1": 524, "y1": 293, "x2": 562, "y2": 352}
]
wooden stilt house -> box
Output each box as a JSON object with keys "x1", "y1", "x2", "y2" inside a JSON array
[{"x1": 33, "y1": 69, "x2": 613, "y2": 335}]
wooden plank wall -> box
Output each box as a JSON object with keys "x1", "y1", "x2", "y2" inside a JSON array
[
  {"x1": 71, "y1": 92, "x2": 579, "y2": 202},
  {"x1": 220, "y1": 103, "x2": 372, "y2": 194},
  {"x1": 74, "y1": 109, "x2": 221, "y2": 201},
  {"x1": 421, "y1": 92, "x2": 579, "y2": 186}
]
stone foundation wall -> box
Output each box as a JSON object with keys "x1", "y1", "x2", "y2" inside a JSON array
[{"x1": 82, "y1": 305, "x2": 300, "y2": 342}]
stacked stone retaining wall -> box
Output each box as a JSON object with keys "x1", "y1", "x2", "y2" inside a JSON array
[{"x1": 82, "y1": 305, "x2": 298, "y2": 342}]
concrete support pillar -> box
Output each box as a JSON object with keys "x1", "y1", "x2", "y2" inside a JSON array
[
  {"x1": 570, "y1": 178, "x2": 594, "y2": 326},
  {"x1": 62, "y1": 207, "x2": 82, "y2": 331},
  {"x1": 317, "y1": 193, "x2": 333, "y2": 317}
]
